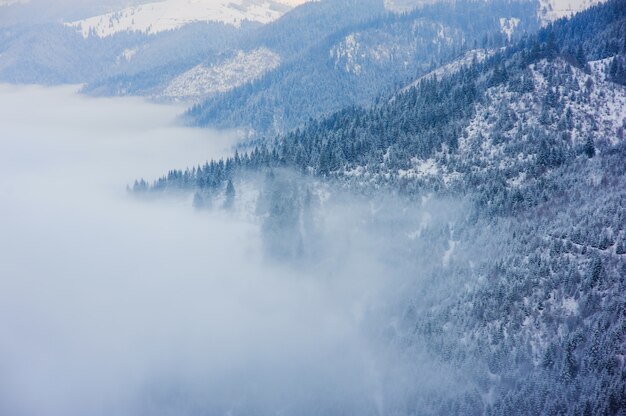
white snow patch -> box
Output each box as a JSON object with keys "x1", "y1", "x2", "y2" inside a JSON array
[
  {"x1": 507, "y1": 172, "x2": 527, "y2": 188},
  {"x1": 499, "y1": 17, "x2": 520, "y2": 41},
  {"x1": 344, "y1": 166, "x2": 366, "y2": 178},
  {"x1": 562, "y1": 298, "x2": 579, "y2": 315},
  {"x1": 416, "y1": 158, "x2": 438, "y2": 176},
  {"x1": 398, "y1": 157, "x2": 439, "y2": 180},
  {"x1": 116, "y1": 48, "x2": 138, "y2": 64},
  {"x1": 330, "y1": 33, "x2": 363, "y2": 75}
]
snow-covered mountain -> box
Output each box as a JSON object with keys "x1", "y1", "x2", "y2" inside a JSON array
[{"x1": 66, "y1": 0, "x2": 312, "y2": 38}]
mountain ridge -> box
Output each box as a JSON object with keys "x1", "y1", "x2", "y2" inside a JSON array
[{"x1": 66, "y1": 0, "x2": 314, "y2": 38}]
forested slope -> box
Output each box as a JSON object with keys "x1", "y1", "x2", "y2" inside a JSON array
[
  {"x1": 186, "y1": 0, "x2": 538, "y2": 136},
  {"x1": 133, "y1": 0, "x2": 626, "y2": 413}
]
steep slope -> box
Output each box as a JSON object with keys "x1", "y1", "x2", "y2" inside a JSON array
[
  {"x1": 399, "y1": 48, "x2": 496, "y2": 92},
  {"x1": 398, "y1": 57, "x2": 626, "y2": 190},
  {"x1": 162, "y1": 48, "x2": 281, "y2": 101}
]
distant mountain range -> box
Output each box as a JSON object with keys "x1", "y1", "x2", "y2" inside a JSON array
[
  {"x1": 65, "y1": 0, "x2": 313, "y2": 38},
  {"x1": 0, "y1": 0, "x2": 615, "y2": 137},
  {"x1": 0, "y1": 0, "x2": 607, "y2": 93}
]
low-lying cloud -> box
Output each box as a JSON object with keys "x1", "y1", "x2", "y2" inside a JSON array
[{"x1": 0, "y1": 85, "x2": 469, "y2": 416}]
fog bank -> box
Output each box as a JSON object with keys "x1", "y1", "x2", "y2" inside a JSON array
[{"x1": 0, "y1": 85, "x2": 466, "y2": 416}]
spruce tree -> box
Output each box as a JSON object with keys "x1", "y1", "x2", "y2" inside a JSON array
[
  {"x1": 224, "y1": 179, "x2": 235, "y2": 209},
  {"x1": 584, "y1": 136, "x2": 596, "y2": 158}
]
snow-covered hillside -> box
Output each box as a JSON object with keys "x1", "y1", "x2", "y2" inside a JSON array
[
  {"x1": 538, "y1": 0, "x2": 608, "y2": 24},
  {"x1": 163, "y1": 48, "x2": 281, "y2": 100},
  {"x1": 400, "y1": 49, "x2": 496, "y2": 93},
  {"x1": 399, "y1": 57, "x2": 626, "y2": 185},
  {"x1": 459, "y1": 57, "x2": 626, "y2": 167},
  {"x1": 330, "y1": 22, "x2": 458, "y2": 76},
  {"x1": 66, "y1": 0, "x2": 312, "y2": 38}
]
